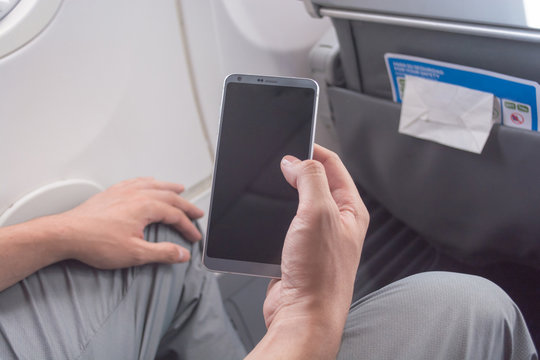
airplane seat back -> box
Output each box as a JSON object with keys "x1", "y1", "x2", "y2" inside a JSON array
[
  {"x1": 304, "y1": 0, "x2": 540, "y2": 346},
  {"x1": 305, "y1": 0, "x2": 540, "y2": 269}
]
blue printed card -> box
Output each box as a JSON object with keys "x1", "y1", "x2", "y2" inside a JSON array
[{"x1": 385, "y1": 53, "x2": 540, "y2": 131}]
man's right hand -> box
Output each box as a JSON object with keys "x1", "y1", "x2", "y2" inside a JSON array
[{"x1": 247, "y1": 144, "x2": 369, "y2": 359}]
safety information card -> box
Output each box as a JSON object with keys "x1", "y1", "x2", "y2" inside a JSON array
[{"x1": 385, "y1": 53, "x2": 540, "y2": 132}]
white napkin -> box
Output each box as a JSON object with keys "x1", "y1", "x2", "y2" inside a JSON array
[{"x1": 399, "y1": 75, "x2": 497, "y2": 154}]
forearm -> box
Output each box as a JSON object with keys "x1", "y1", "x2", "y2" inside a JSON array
[
  {"x1": 246, "y1": 314, "x2": 344, "y2": 360},
  {"x1": 0, "y1": 215, "x2": 71, "y2": 291}
]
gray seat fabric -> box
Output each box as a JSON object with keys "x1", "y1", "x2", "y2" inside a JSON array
[{"x1": 330, "y1": 88, "x2": 540, "y2": 268}]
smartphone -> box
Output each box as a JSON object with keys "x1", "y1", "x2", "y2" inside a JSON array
[{"x1": 202, "y1": 74, "x2": 319, "y2": 278}]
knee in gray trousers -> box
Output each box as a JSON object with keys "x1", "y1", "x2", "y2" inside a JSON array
[
  {"x1": 338, "y1": 272, "x2": 538, "y2": 360},
  {"x1": 0, "y1": 224, "x2": 246, "y2": 360}
]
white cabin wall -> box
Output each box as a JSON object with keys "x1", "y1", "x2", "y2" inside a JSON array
[
  {"x1": 0, "y1": 0, "x2": 213, "y2": 220},
  {"x1": 179, "y1": 0, "x2": 331, "y2": 152}
]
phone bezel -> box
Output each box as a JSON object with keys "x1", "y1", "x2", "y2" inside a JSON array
[{"x1": 202, "y1": 73, "x2": 319, "y2": 278}]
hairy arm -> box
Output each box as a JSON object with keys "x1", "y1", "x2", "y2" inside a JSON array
[{"x1": 0, "y1": 177, "x2": 204, "y2": 292}]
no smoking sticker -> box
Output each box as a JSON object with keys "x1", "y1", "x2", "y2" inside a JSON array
[
  {"x1": 502, "y1": 99, "x2": 532, "y2": 130},
  {"x1": 511, "y1": 112, "x2": 525, "y2": 125}
]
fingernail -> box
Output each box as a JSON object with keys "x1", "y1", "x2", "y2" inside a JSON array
[
  {"x1": 178, "y1": 248, "x2": 185, "y2": 262},
  {"x1": 281, "y1": 155, "x2": 298, "y2": 167}
]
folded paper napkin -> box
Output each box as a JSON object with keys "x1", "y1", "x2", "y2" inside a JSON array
[{"x1": 399, "y1": 75, "x2": 497, "y2": 153}]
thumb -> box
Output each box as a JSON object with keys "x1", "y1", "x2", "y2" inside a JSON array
[
  {"x1": 140, "y1": 241, "x2": 191, "y2": 264},
  {"x1": 281, "y1": 155, "x2": 333, "y2": 208},
  {"x1": 280, "y1": 155, "x2": 302, "y2": 188}
]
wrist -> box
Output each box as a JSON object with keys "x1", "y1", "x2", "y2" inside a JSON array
[
  {"x1": 248, "y1": 308, "x2": 346, "y2": 360},
  {"x1": 271, "y1": 290, "x2": 352, "y2": 335},
  {"x1": 0, "y1": 213, "x2": 76, "y2": 291},
  {"x1": 31, "y1": 214, "x2": 75, "y2": 263}
]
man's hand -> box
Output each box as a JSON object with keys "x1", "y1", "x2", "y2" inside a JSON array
[
  {"x1": 0, "y1": 177, "x2": 204, "y2": 291},
  {"x1": 60, "y1": 177, "x2": 204, "y2": 268},
  {"x1": 247, "y1": 145, "x2": 369, "y2": 359}
]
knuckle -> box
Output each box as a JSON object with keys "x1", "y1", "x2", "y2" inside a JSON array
[
  {"x1": 137, "y1": 176, "x2": 152, "y2": 183},
  {"x1": 363, "y1": 207, "x2": 370, "y2": 225},
  {"x1": 300, "y1": 160, "x2": 325, "y2": 176},
  {"x1": 325, "y1": 149, "x2": 340, "y2": 162},
  {"x1": 299, "y1": 199, "x2": 331, "y2": 221},
  {"x1": 134, "y1": 177, "x2": 154, "y2": 187},
  {"x1": 342, "y1": 201, "x2": 369, "y2": 230},
  {"x1": 356, "y1": 202, "x2": 370, "y2": 227},
  {"x1": 135, "y1": 195, "x2": 153, "y2": 209},
  {"x1": 111, "y1": 178, "x2": 131, "y2": 189},
  {"x1": 148, "y1": 201, "x2": 164, "y2": 215},
  {"x1": 130, "y1": 246, "x2": 147, "y2": 264},
  {"x1": 167, "y1": 253, "x2": 176, "y2": 263},
  {"x1": 166, "y1": 245, "x2": 179, "y2": 262},
  {"x1": 165, "y1": 192, "x2": 180, "y2": 206}
]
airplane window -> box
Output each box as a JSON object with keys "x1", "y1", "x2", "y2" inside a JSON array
[
  {"x1": 0, "y1": 0, "x2": 20, "y2": 22},
  {"x1": 0, "y1": 0, "x2": 62, "y2": 59}
]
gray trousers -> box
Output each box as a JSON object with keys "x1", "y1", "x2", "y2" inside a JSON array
[{"x1": 0, "y1": 224, "x2": 537, "y2": 360}]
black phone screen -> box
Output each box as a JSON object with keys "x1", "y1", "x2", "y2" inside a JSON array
[{"x1": 206, "y1": 81, "x2": 316, "y2": 265}]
